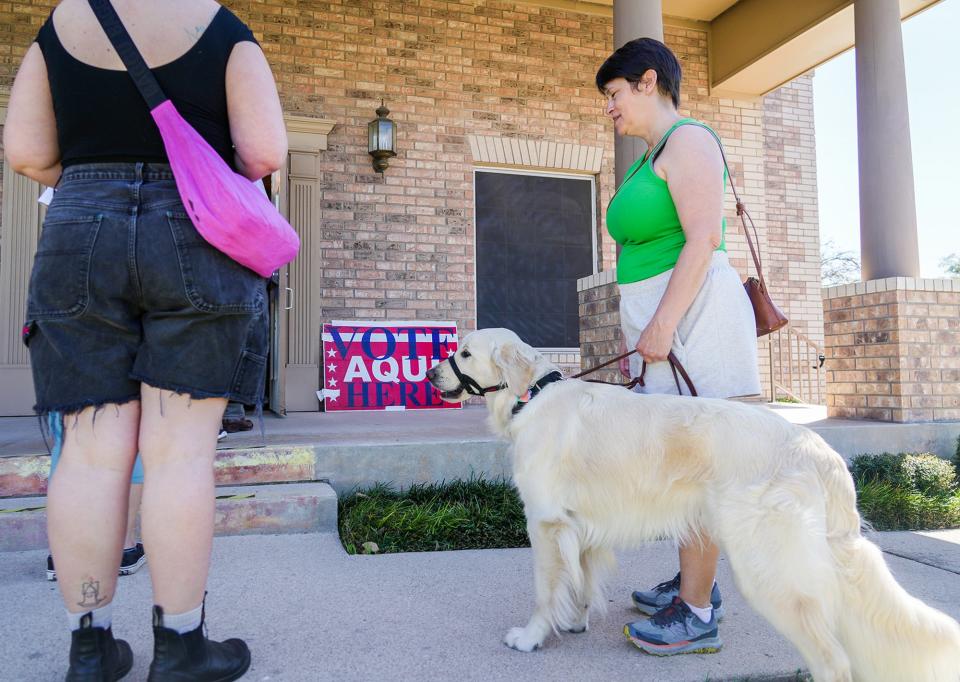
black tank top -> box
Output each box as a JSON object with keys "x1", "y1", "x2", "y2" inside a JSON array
[{"x1": 35, "y1": 6, "x2": 257, "y2": 170}]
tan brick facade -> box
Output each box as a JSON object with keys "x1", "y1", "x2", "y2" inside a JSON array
[
  {"x1": 1, "y1": 2, "x2": 824, "y2": 409},
  {"x1": 0, "y1": 2, "x2": 821, "y2": 333},
  {"x1": 577, "y1": 271, "x2": 620, "y2": 383},
  {"x1": 236, "y1": 0, "x2": 617, "y2": 327},
  {"x1": 761, "y1": 75, "x2": 822, "y2": 344},
  {"x1": 823, "y1": 278, "x2": 960, "y2": 422}
]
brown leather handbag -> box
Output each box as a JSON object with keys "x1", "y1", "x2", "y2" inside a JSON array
[{"x1": 711, "y1": 136, "x2": 789, "y2": 336}]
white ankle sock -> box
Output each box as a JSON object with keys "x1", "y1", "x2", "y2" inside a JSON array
[
  {"x1": 162, "y1": 604, "x2": 203, "y2": 634},
  {"x1": 68, "y1": 602, "x2": 113, "y2": 631},
  {"x1": 684, "y1": 600, "x2": 713, "y2": 624}
]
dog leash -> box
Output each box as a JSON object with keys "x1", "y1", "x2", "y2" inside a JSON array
[{"x1": 571, "y1": 349, "x2": 698, "y2": 397}]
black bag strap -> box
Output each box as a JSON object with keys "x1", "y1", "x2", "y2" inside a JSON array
[{"x1": 87, "y1": 0, "x2": 167, "y2": 109}]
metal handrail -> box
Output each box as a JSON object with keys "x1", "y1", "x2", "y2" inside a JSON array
[{"x1": 763, "y1": 326, "x2": 826, "y2": 405}]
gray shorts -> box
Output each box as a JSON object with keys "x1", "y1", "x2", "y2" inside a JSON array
[
  {"x1": 23, "y1": 163, "x2": 269, "y2": 416},
  {"x1": 619, "y1": 252, "x2": 761, "y2": 399}
]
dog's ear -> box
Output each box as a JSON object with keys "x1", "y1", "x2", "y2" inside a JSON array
[{"x1": 493, "y1": 342, "x2": 539, "y2": 397}]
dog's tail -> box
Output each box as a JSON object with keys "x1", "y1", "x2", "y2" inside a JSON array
[{"x1": 820, "y1": 454, "x2": 960, "y2": 681}]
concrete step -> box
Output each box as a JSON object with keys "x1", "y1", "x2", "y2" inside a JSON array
[
  {"x1": 0, "y1": 481, "x2": 337, "y2": 552},
  {"x1": 0, "y1": 438, "x2": 512, "y2": 499},
  {"x1": 0, "y1": 445, "x2": 319, "y2": 498}
]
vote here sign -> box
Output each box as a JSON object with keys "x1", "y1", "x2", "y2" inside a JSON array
[{"x1": 320, "y1": 321, "x2": 461, "y2": 411}]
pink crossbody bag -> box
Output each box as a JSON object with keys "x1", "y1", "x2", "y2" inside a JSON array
[{"x1": 89, "y1": 0, "x2": 299, "y2": 278}]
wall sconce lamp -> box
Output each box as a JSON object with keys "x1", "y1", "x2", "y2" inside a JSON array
[{"x1": 367, "y1": 101, "x2": 397, "y2": 173}]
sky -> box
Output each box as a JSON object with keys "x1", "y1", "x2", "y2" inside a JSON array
[{"x1": 812, "y1": 0, "x2": 959, "y2": 278}]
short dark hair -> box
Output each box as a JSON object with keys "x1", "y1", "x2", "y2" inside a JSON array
[{"x1": 595, "y1": 37, "x2": 682, "y2": 109}]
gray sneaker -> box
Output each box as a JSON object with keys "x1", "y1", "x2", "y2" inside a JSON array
[
  {"x1": 631, "y1": 571, "x2": 724, "y2": 619},
  {"x1": 625, "y1": 596, "x2": 722, "y2": 656}
]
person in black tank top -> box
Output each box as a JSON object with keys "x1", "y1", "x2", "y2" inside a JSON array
[
  {"x1": 3, "y1": 2, "x2": 287, "y2": 679},
  {"x1": 35, "y1": 6, "x2": 255, "y2": 170}
]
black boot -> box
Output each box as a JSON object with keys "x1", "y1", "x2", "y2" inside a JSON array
[
  {"x1": 147, "y1": 602, "x2": 250, "y2": 681},
  {"x1": 66, "y1": 612, "x2": 133, "y2": 681}
]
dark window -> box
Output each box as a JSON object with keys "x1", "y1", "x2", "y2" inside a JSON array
[{"x1": 475, "y1": 171, "x2": 595, "y2": 348}]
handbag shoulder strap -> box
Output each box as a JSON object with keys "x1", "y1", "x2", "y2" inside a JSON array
[
  {"x1": 655, "y1": 120, "x2": 769, "y2": 290},
  {"x1": 87, "y1": 0, "x2": 167, "y2": 109}
]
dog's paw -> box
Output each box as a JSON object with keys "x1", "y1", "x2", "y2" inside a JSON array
[
  {"x1": 503, "y1": 626, "x2": 542, "y2": 652},
  {"x1": 561, "y1": 624, "x2": 587, "y2": 634}
]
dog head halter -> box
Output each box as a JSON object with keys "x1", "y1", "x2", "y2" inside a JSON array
[{"x1": 447, "y1": 354, "x2": 504, "y2": 396}]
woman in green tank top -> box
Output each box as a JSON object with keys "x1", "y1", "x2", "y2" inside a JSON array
[{"x1": 595, "y1": 37, "x2": 761, "y2": 656}]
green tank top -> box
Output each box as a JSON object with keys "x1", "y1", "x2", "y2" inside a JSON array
[{"x1": 606, "y1": 118, "x2": 727, "y2": 284}]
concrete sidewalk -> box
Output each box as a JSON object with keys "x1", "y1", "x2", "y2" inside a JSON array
[{"x1": 2, "y1": 529, "x2": 958, "y2": 681}]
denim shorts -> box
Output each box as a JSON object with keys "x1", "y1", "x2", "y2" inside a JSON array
[{"x1": 23, "y1": 163, "x2": 269, "y2": 416}]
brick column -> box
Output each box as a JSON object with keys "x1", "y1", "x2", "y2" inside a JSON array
[
  {"x1": 823, "y1": 278, "x2": 960, "y2": 422},
  {"x1": 578, "y1": 270, "x2": 622, "y2": 382}
]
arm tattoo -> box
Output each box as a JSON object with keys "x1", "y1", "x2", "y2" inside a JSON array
[{"x1": 77, "y1": 579, "x2": 108, "y2": 608}]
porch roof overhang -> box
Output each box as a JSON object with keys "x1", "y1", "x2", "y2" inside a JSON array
[{"x1": 523, "y1": 0, "x2": 942, "y2": 97}]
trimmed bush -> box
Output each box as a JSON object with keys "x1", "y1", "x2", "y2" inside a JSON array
[
  {"x1": 849, "y1": 452, "x2": 909, "y2": 488},
  {"x1": 850, "y1": 452, "x2": 955, "y2": 495},
  {"x1": 900, "y1": 454, "x2": 956, "y2": 497},
  {"x1": 954, "y1": 434, "x2": 960, "y2": 480}
]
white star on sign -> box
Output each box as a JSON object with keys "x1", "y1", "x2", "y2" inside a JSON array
[
  {"x1": 447, "y1": 349, "x2": 455, "y2": 357},
  {"x1": 328, "y1": 363, "x2": 337, "y2": 372},
  {"x1": 328, "y1": 378, "x2": 338, "y2": 387},
  {"x1": 327, "y1": 348, "x2": 336, "y2": 358}
]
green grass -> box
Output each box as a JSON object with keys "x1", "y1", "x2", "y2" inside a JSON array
[
  {"x1": 338, "y1": 476, "x2": 528, "y2": 555},
  {"x1": 855, "y1": 480, "x2": 960, "y2": 531}
]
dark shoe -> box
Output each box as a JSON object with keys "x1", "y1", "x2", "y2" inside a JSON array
[
  {"x1": 48, "y1": 546, "x2": 147, "y2": 581},
  {"x1": 148, "y1": 604, "x2": 251, "y2": 681},
  {"x1": 221, "y1": 418, "x2": 253, "y2": 433},
  {"x1": 119, "y1": 544, "x2": 147, "y2": 576},
  {"x1": 66, "y1": 612, "x2": 133, "y2": 681},
  {"x1": 631, "y1": 571, "x2": 724, "y2": 620}
]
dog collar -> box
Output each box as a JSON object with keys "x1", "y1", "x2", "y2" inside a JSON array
[
  {"x1": 448, "y1": 354, "x2": 504, "y2": 396},
  {"x1": 511, "y1": 371, "x2": 564, "y2": 415}
]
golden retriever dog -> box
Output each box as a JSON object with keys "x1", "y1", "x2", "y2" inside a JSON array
[{"x1": 426, "y1": 328, "x2": 960, "y2": 682}]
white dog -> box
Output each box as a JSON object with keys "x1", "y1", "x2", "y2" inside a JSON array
[{"x1": 427, "y1": 328, "x2": 960, "y2": 682}]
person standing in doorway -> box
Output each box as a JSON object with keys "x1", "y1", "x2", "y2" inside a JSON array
[
  {"x1": 4, "y1": 0, "x2": 286, "y2": 678},
  {"x1": 596, "y1": 37, "x2": 761, "y2": 656}
]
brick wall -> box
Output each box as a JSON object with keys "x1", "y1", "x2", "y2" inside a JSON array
[
  {"x1": 230, "y1": 0, "x2": 616, "y2": 329},
  {"x1": 2, "y1": 2, "x2": 821, "y2": 355},
  {"x1": 577, "y1": 271, "x2": 620, "y2": 383},
  {"x1": 824, "y1": 278, "x2": 960, "y2": 422},
  {"x1": 761, "y1": 75, "x2": 822, "y2": 344}
]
